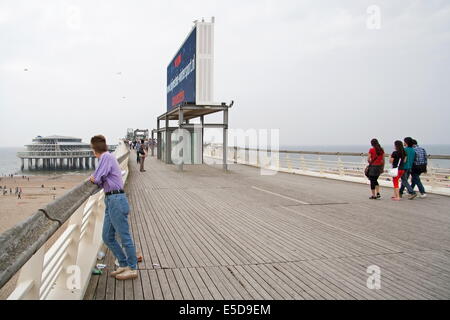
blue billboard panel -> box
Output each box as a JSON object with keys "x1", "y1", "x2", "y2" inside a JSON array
[{"x1": 167, "y1": 27, "x2": 196, "y2": 111}]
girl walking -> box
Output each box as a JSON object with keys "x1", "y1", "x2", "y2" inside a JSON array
[{"x1": 390, "y1": 140, "x2": 406, "y2": 201}]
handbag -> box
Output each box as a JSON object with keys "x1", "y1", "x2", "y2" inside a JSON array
[
  {"x1": 388, "y1": 155, "x2": 402, "y2": 177},
  {"x1": 365, "y1": 152, "x2": 381, "y2": 178}
]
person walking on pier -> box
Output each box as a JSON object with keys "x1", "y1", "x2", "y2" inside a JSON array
[
  {"x1": 411, "y1": 139, "x2": 427, "y2": 198},
  {"x1": 366, "y1": 139, "x2": 385, "y2": 199},
  {"x1": 135, "y1": 140, "x2": 141, "y2": 164},
  {"x1": 399, "y1": 137, "x2": 417, "y2": 199},
  {"x1": 138, "y1": 139, "x2": 147, "y2": 172},
  {"x1": 390, "y1": 140, "x2": 407, "y2": 201},
  {"x1": 89, "y1": 135, "x2": 138, "y2": 281}
]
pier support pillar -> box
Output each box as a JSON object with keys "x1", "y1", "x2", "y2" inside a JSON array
[
  {"x1": 79, "y1": 157, "x2": 83, "y2": 169},
  {"x1": 21, "y1": 158, "x2": 24, "y2": 171},
  {"x1": 28, "y1": 159, "x2": 32, "y2": 170},
  {"x1": 91, "y1": 157, "x2": 95, "y2": 169}
]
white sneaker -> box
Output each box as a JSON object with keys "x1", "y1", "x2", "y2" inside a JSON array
[{"x1": 420, "y1": 193, "x2": 427, "y2": 198}]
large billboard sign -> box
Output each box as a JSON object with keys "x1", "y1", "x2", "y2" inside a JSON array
[
  {"x1": 167, "y1": 27, "x2": 197, "y2": 111},
  {"x1": 167, "y1": 19, "x2": 214, "y2": 112}
]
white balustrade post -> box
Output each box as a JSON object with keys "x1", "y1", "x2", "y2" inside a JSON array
[
  {"x1": 7, "y1": 246, "x2": 45, "y2": 300},
  {"x1": 300, "y1": 155, "x2": 306, "y2": 171},
  {"x1": 318, "y1": 156, "x2": 323, "y2": 175},
  {"x1": 338, "y1": 156, "x2": 344, "y2": 176},
  {"x1": 50, "y1": 201, "x2": 86, "y2": 299},
  {"x1": 429, "y1": 160, "x2": 438, "y2": 190},
  {"x1": 287, "y1": 154, "x2": 292, "y2": 172},
  {"x1": 276, "y1": 151, "x2": 280, "y2": 170}
]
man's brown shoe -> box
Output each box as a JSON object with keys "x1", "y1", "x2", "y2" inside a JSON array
[
  {"x1": 115, "y1": 268, "x2": 138, "y2": 280},
  {"x1": 110, "y1": 266, "x2": 129, "y2": 277}
]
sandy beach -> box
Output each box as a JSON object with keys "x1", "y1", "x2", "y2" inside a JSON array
[
  {"x1": 0, "y1": 174, "x2": 87, "y2": 233},
  {"x1": 0, "y1": 173, "x2": 87, "y2": 299}
]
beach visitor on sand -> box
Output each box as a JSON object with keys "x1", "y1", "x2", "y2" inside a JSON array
[
  {"x1": 89, "y1": 135, "x2": 138, "y2": 280},
  {"x1": 366, "y1": 138, "x2": 385, "y2": 199}
]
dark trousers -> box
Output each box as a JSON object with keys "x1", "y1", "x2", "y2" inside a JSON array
[
  {"x1": 400, "y1": 169, "x2": 415, "y2": 195},
  {"x1": 411, "y1": 172, "x2": 426, "y2": 194},
  {"x1": 368, "y1": 175, "x2": 380, "y2": 190}
]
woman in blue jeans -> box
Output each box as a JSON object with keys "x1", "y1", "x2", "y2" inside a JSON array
[{"x1": 89, "y1": 135, "x2": 138, "y2": 281}]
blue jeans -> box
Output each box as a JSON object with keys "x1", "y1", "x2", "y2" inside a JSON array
[
  {"x1": 400, "y1": 169, "x2": 415, "y2": 195},
  {"x1": 102, "y1": 193, "x2": 137, "y2": 269},
  {"x1": 411, "y1": 172, "x2": 426, "y2": 194}
]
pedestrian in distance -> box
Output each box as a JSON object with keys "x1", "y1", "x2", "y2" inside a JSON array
[
  {"x1": 366, "y1": 138, "x2": 385, "y2": 199},
  {"x1": 138, "y1": 139, "x2": 147, "y2": 172},
  {"x1": 399, "y1": 137, "x2": 417, "y2": 199},
  {"x1": 411, "y1": 139, "x2": 427, "y2": 198},
  {"x1": 135, "y1": 140, "x2": 141, "y2": 164},
  {"x1": 89, "y1": 135, "x2": 138, "y2": 281},
  {"x1": 390, "y1": 140, "x2": 407, "y2": 201}
]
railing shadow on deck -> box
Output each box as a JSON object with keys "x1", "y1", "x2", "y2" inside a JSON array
[{"x1": 0, "y1": 141, "x2": 130, "y2": 300}]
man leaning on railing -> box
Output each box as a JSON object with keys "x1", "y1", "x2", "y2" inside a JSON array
[{"x1": 89, "y1": 135, "x2": 138, "y2": 281}]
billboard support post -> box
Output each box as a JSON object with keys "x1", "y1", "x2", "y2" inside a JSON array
[
  {"x1": 156, "y1": 120, "x2": 160, "y2": 159},
  {"x1": 178, "y1": 108, "x2": 184, "y2": 171},
  {"x1": 201, "y1": 115, "x2": 204, "y2": 164},
  {"x1": 165, "y1": 117, "x2": 169, "y2": 163},
  {"x1": 223, "y1": 108, "x2": 228, "y2": 171}
]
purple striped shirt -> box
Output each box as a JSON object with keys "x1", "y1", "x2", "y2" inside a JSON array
[{"x1": 93, "y1": 152, "x2": 123, "y2": 192}]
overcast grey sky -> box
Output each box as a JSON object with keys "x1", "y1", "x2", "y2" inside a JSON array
[{"x1": 0, "y1": 0, "x2": 449, "y2": 147}]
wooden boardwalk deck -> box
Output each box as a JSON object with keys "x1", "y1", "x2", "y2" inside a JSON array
[{"x1": 84, "y1": 154, "x2": 450, "y2": 300}]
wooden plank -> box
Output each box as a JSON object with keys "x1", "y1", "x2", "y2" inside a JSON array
[
  {"x1": 165, "y1": 269, "x2": 183, "y2": 300},
  {"x1": 124, "y1": 277, "x2": 134, "y2": 300},
  {"x1": 156, "y1": 269, "x2": 174, "y2": 300},
  {"x1": 140, "y1": 270, "x2": 154, "y2": 300},
  {"x1": 115, "y1": 277, "x2": 124, "y2": 300},
  {"x1": 148, "y1": 269, "x2": 164, "y2": 300},
  {"x1": 180, "y1": 268, "x2": 203, "y2": 300},
  {"x1": 204, "y1": 267, "x2": 234, "y2": 300},
  {"x1": 188, "y1": 268, "x2": 213, "y2": 299},
  {"x1": 83, "y1": 271, "x2": 99, "y2": 300},
  {"x1": 172, "y1": 268, "x2": 194, "y2": 300},
  {"x1": 196, "y1": 267, "x2": 223, "y2": 300}
]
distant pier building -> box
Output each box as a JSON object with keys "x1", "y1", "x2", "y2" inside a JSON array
[{"x1": 17, "y1": 135, "x2": 100, "y2": 171}]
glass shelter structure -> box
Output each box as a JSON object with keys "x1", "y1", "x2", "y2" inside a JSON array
[{"x1": 154, "y1": 102, "x2": 232, "y2": 171}]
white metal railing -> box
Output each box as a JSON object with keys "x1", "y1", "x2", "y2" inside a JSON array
[
  {"x1": 7, "y1": 141, "x2": 130, "y2": 300},
  {"x1": 204, "y1": 145, "x2": 450, "y2": 196}
]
